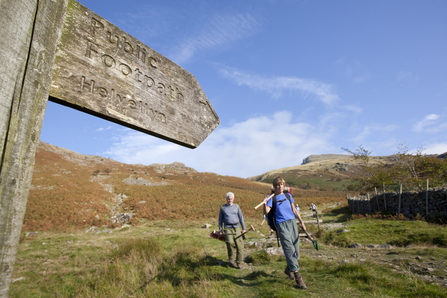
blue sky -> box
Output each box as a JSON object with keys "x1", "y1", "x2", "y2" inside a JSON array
[{"x1": 41, "y1": 0, "x2": 447, "y2": 178}]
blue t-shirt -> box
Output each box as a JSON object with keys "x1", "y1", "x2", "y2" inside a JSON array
[{"x1": 267, "y1": 193, "x2": 295, "y2": 225}]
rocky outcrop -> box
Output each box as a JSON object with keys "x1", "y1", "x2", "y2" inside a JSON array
[
  {"x1": 149, "y1": 162, "x2": 197, "y2": 174},
  {"x1": 301, "y1": 154, "x2": 350, "y2": 165}
]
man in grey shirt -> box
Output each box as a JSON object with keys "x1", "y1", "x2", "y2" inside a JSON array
[{"x1": 218, "y1": 192, "x2": 246, "y2": 269}]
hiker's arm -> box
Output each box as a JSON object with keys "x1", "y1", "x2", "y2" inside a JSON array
[
  {"x1": 292, "y1": 203, "x2": 306, "y2": 230},
  {"x1": 263, "y1": 195, "x2": 271, "y2": 214},
  {"x1": 218, "y1": 208, "x2": 223, "y2": 233},
  {"x1": 238, "y1": 207, "x2": 246, "y2": 231}
]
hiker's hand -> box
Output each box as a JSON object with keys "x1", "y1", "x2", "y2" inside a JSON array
[
  {"x1": 301, "y1": 222, "x2": 306, "y2": 231},
  {"x1": 263, "y1": 195, "x2": 269, "y2": 203},
  {"x1": 242, "y1": 229, "x2": 246, "y2": 235},
  {"x1": 219, "y1": 230, "x2": 223, "y2": 235}
]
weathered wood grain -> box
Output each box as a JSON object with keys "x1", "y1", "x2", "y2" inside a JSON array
[
  {"x1": 0, "y1": 0, "x2": 68, "y2": 296},
  {"x1": 50, "y1": 0, "x2": 220, "y2": 148}
]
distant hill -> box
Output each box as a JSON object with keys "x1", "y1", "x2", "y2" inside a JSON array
[
  {"x1": 26, "y1": 141, "x2": 352, "y2": 232},
  {"x1": 301, "y1": 154, "x2": 351, "y2": 165},
  {"x1": 247, "y1": 154, "x2": 394, "y2": 191},
  {"x1": 29, "y1": 141, "x2": 444, "y2": 232},
  {"x1": 247, "y1": 151, "x2": 447, "y2": 191}
]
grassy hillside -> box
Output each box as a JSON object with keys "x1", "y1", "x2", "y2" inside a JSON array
[
  {"x1": 11, "y1": 142, "x2": 447, "y2": 297},
  {"x1": 247, "y1": 155, "x2": 395, "y2": 191},
  {"x1": 12, "y1": 205, "x2": 447, "y2": 297},
  {"x1": 25, "y1": 142, "x2": 357, "y2": 232}
]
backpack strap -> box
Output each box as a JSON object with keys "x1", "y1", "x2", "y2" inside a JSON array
[
  {"x1": 271, "y1": 195, "x2": 280, "y2": 246},
  {"x1": 285, "y1": 192, "x2": 292, "y2": 204}
]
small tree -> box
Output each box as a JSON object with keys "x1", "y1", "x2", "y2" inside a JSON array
[
  {"x1": 342, "y1": 144, "x2": 447, "y2": 191},
  {"x1": 341, "y1": 145, "x2": 372, "y2": 164}
]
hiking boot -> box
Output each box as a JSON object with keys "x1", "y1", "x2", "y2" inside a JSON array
[
  {"x1": 228, "y1": 258, "x2": 235, "y2": 267},
  {"x1": 294, "y1": 272, "x2": 307, "y2": 289},
  {"x1": 237, "y1": 263, "x2": 244, "y2": 269},
  {"x1": 284, "y1": 266, "x2": 294, "y2": 280}
]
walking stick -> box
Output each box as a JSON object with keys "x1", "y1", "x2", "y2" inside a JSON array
[
  {"x1": 235, "y1": 225, "x2": 256, "y2": 240},
  {"x1": 298, "y1": 224, "x2": 319, "y2": 251},
  {"x1": 254, "y1": 194, "x2": 274, "y2": 209}
]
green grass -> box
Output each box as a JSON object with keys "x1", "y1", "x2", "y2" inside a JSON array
[
  {"x1": 323, "y1": 218, "x2": 447, "y2": 248},
  {"x1": 10, "y1": 216, "x2": 447, "y2": 297}
]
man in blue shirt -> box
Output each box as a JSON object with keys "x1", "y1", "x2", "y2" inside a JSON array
[
  {"x1": 218, "y1": 192, "x2": 246, "y2": 269},
  {"x1": 263, "y1": 177, "x2": 307, "y2": 289}
]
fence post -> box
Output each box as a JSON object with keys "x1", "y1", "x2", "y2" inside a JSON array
[
  {"x1": 426, "y1": 179, "x2": 429, "y2": 216},
  {"x1": 398, "y1": 184, "x2": 402, "y2": 217},
  {"x1": 383, "y1": 182, "x2": 387, "y2": 211},
  {"x1": 315, "y1": 210, "x2": 320, "y2": 230},
  {"x1": 376, "y1": 192, "x2": 380, "y2": 211}
]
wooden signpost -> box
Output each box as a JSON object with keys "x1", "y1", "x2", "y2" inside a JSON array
[
  {"x1": 50, "y1": 0, "x2": 219, "y2": 148},
  {"x1": 0, "y1": 0, "x2": 220, "y2": 296}
]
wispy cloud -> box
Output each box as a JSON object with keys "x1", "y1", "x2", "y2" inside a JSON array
[
  {"x1": 424, "y1": 142, "x2": 447, "y2": 155},
  {"x1": 341, "y1": 105, "x2": 362, "y2": 114},
  {"x1": 220, "y1": 68, "x2": 340, "y2": 105},
  {"x1": 95, "y1": 126, "x2": 112, "y2": 132},
  {"x1": 412, "y1": 114, "x2": 440, "y2": 133},
  {"x1": 353, "y1": 124, "x2": 398, "y2": 143},
  {"x1": 334, "y1": 58, "x2": 370, "y2": 84},
  {"x1": 170, "y1": 13, "x2": 260, "y2": 63},
  {"x1": 103, "y1": 111, "x2": 333, "y2": 178},
  {"x1": 396, "y1": 71, "x2": 420, "y2": 87}
]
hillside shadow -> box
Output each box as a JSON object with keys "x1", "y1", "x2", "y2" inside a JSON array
[
  {"x1": 214, "y1": 270, "x2": 278, "y2": 288},
  {"x1": 149, "y1": 255, "x2": 281, "y2": 289},
  {"x1": 323, "y1": 205, "x2": 351, "y2": 223}
]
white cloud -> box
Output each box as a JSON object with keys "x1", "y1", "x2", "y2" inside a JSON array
[
  {"x1": 424, "y1": 142, "x2": 447, "y2": 155},
  {"x1": 170, "y1": 13, "x2": 260, "y2": 64},
  {"x1": 352, "y1": 124, "x2": 398, "y2": 143},
  {"x1": 412, "y1": 114, "x2": 440, "y2": 133},
  {"x1": 341, "y1": 105, "x2": 362, "y2": 114},
  {"x1": 220, "y1": 68, "x2": 340, "y2": 105},
  {"x1": 103, "y1": 111, "x2": 332, "y2": 178},
  {"x1": 96, "y1": 126, "x2": 112, "y2": 132}
]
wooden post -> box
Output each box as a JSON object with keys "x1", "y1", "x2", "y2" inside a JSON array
[
  {"x1": 375, "y1": 191, "x2": 380, "y2": 212},
  {"x1": 368, "y1": 193, "x2": 371, "y2": 214},
  {"x1": 426, "y1": 179, "x2": 429, "y2": 216},
  {"x1": 383, "y1": 182, "x2": 387, "y2": 211},
  {"x1": 0, "y1": 1, "x2": 68, "y2": 296},
  {"x1": 376, "y1": 191, "x2": 380, "y2": 212},
  {"x1": 315, "y1": 210, "x2": 320, "y2": 231},
  {"x1": 398, "y1": 184, "x2": 402, "y2": 217}
]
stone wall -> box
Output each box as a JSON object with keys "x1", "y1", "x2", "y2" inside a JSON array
[{"x1": 347, "y1": 188, "x2": 447, "y2": 219}]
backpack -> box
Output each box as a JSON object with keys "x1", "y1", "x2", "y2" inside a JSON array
[{"x1": 266, "y1": 193, "x2": 292, "y2": 232}]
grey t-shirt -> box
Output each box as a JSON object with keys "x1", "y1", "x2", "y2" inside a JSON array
[{"x1": 218, "y1": 204, "x2": 246, "y2": 231}]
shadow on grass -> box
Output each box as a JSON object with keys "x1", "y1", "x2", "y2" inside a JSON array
[
  {"x1": 145, "y1": 253, "x2": 280, "y2": 290},
  {"x1": 215, "y1": 270, "x2": 278, "y2": 288},
  {"x1": 323, "y1": 205, "x2": 352, "y2": 222}
]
